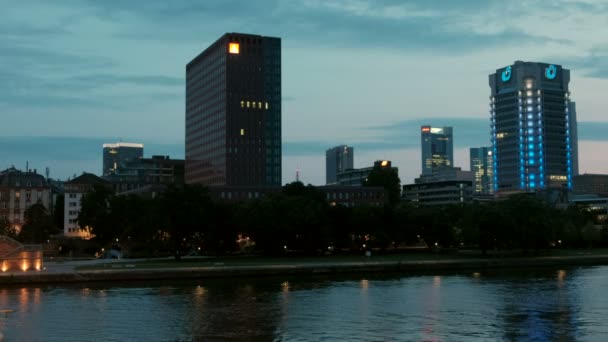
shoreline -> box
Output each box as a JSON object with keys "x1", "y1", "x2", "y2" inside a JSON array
[{"x1": 2, "y1": 254, "x2": 608, "y2": 285}]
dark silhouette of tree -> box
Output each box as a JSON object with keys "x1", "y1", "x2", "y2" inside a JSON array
[
  {"x1": 78, "y1": 184, "x2": 115, "y2": 244},
  {"x1": 0, "y1": 217, "x2": 18, "y2": 239},
  {"x1": 53, "y1": 193, "x2": 64, "y2": 231},
  {"x1": 19, "y1": 202, "x2": 58, "y2": 243},
  {"x1": 364, "y1": 164, "x2": 401, "y2": 205},
  {"x1": 156, "y1": 185, "x2": 212, "y2": 261}
]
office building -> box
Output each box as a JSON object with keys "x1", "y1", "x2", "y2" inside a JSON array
[
  {"x1": 326, "y1": 145, "x2": 354, "y2": 185},
  {"x1": 569, "y1": 102, "x2": 579, "y2": 176},
  {"x1": 403, "y1": 167, "x2": 474, "y2": 205},
  {"x1": 470, "y1": 147, "x2": 494, "y2": 194},
  {"x1": 186, "y1": 32, "x2": 281, "y2": 186},
  {"x1": 573, "y1": 174, "x2": 608, "y2": 196},
  {"x1": 336, "y1": 160, "x2": 397, "y2": 186},
  {"x1": 489, "y1": 61, "x2": 576, "y2": 192},
  {"x1": 421, "y1": 126, "x2": 453, "y2": 175},
  {"x1": 103, "y1": 155, "x2": 184, "y2": 194},
  {"x1": 102, "y1": 142, "x2": 144, "y2": 176}
]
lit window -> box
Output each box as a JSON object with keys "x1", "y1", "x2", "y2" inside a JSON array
[
  {"x1": 241, "y1": 101, "x2": 244, "y2": 108},
  {"x1": 240, "y1": 129, "x2": 245, "y2": 136},
  {"x1": 527, "y1": 91, "x2": 533, "y2": 97},
  {"x1": 258, "y1": 102, "x2": 262, "y2": 109},
  {"x1": 246, "y1": 101, "x2": 250, "y2": 108},
  {"x1": 229, "y1": 43, "x2": 240, "y2": 54},
  {"x1": 265, "y1": 102, "x2": 269, "y2": 110}
]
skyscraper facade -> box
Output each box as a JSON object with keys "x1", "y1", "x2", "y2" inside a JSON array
[
  {"x1": 102, "y1": 142, "x2": 144, "y2": 176},
  {"x1": 326, "y1": 145, "x2": 354, "y2": 185},
  {"x1": 185, "y1": 33, "x2": 281, "y2": 186},
  {"x1": 469, "y1": 147, "x2": 494, "y2": 194},
  {"x1": 569, "y1": 102, "x2": 579, "y2": 176},
  {"x1": 489, "y1": 61, "x2": 575, "y2": 192},
  {"x1": 420, "y1": 126, "x2": 453, "y2": 175}
]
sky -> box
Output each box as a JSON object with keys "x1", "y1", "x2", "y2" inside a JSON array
[{"x1": 2, "y1": 0, "x2": 608, "y2": 184}]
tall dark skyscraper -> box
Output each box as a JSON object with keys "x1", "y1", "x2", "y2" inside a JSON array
[
  {"x1": 470, "y1": 147, "x2": 494, "y2": 195},
  {"x1": 326, "y1": 145, "x2": 354, "y2": 185},
  {"x1": 185, "y1": 33, "x2": 281, "y2": 186},
  {"x1": 420, "y1": 126, "x2": 453, "y2": 175},
  {"x1": 102, "y1": 142, "x2": 144, "y2": 176},
  {"x1": 489, "y1": 61, "x2": 576, "y2": 192}
]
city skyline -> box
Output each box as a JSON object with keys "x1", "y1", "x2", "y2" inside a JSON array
[{"x1": 2, "y1": 1, "x2": 608, "y2": 184}]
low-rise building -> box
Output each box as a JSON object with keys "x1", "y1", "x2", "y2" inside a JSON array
[
  {"x1": 104, "y1": 155, "x2": 184, "y2": 194},
  {"x1": 402, "y1": 167, "x2": 474, "y2": 206},
  {"x1": 574, "y1": 174, "x2": 608, "y2": 197},
  {"x1": 64, "y1": 173, "x2": 112, "y2": 239},
  {"x1": 336, "y1": 160, "x2": 397, "y2": 186},
  {"x1": 0, "y1": 167, "x2": 52, "y2": 231}
]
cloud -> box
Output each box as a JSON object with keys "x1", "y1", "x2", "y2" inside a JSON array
[{"x1": 74, "y1": 0, "x2": 566, "y2": 54}]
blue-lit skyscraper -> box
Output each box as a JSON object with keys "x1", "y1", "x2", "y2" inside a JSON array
[{"x1": 489, "y1": 61, "x2": 575, "y2": 192}]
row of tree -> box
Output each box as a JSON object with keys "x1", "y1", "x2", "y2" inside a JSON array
[{"x1": 69, "y1": 181, "x2": 604, "y2": 260}]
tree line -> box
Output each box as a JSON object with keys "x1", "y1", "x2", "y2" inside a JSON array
[
  {"x1": 71, "y1": 181, "x2": 603, "y2": 260},
  {"x1": 3, "y1": 180, "x2": 603, "y2": 259}
]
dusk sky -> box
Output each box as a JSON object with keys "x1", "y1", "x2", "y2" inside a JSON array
[{"x1": 2, "y1": 0, "x2": 608, "y2": 184}]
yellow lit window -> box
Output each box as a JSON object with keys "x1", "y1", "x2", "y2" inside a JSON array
[
  {"x1": 229, "y1": 43, "x2": 240, "y2": 54},
  {"x1": 265, "y1": 102, "x2": 269, "y2": 110},
  {"x1": 246, "y1": 101, "x2": 250, "y2": 108},
  {"x1": 240, "y1": 129, "x2": 245, "y2": 136},
  {"x1": 240, "y1": 101, "x2": 244, "y2": 108},
  {"x1": 258, "y1": 102, "x2": 262, "y2": 109}
]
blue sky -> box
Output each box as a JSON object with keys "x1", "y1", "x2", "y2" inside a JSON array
[{"x1": 2, "y1": 0, "x2": 608, "y2": 184}]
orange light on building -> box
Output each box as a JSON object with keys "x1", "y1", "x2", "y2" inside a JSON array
[
  {"x1": 421, "y1": 127, "x2": 431, "y2": 132},
  {"x1": 21, "y1": 261, "x2": 28, "y2": 272},
  {"x1": 1, "y1": 261, "x2": 7, "y2": 272},
  {"x1": 229, "y1": 43, "x2": 240, "y2": 54},
  {"x1": 381, "y1": 160, "x2": 389, "y2": 167}
]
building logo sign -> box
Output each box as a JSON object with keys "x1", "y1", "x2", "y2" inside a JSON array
[
  {"x1": 545, "y1": 64, "x2": 557, "y2": 79},
  {"x1": 501, "y1": 66, "x2": 512, "y2": 82}
]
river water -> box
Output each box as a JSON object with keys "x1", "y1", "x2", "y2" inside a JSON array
[{"x1": 1, "y1": 266, "x2": 608, "y2": 341}]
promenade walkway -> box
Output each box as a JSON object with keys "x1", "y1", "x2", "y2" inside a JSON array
[{"x1": 2, "y1": 253, "x2": 608, "y2": 285}]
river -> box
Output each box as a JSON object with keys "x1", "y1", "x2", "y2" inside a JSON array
[{"x1": 1, "y1": 266, "x2": 607, "y2": 341}]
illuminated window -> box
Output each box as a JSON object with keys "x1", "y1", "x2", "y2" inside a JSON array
[
  {"x1": 229, "y1": 43, "x2": 240, "y2": 54},
  {"x1": 240, "y1": 129, "x2": 245, "y2": 136},
  {"x1": 265, "y1": 102, "x2": 269, "y2": 110},
  {"x1": 258, "y1": 102, "x2": 262, "y2": 109},
  {"x1": 246, "y1": 101, "x2": 250, "y2": 108}
]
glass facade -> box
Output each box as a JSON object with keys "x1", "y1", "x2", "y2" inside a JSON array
[
  {"x1": 420, "y1": 126, "x2": 453, "y2": 176},
  {"x1": 326, "y1": 145, "x2": 354, "y2": 185},
  {"x1": 469, "y1": 147, "x2": 494, "y2": 194},
  {"x1": 102, "y1": 142, "x2": 144, "y2": 176},
  {"x1": 489, "y1": 61, "x2": 575, "y2": 192},
  {"x1": 186, "y1": 33, "x2": 281, "y2": 186}
]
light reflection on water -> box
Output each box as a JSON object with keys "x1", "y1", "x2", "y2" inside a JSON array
[{"x1": 0, "y1": 266, "x2": 607, "y2": 341}]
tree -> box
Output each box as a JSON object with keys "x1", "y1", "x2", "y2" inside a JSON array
[
  {"x1": 0, "y1": 217, "x2": 18, "y2": 239},
  {"x1": 156, "y1": 185, "x2": 213, "y2": 261},
  {"x1": 364, "y1": 164, "x2": 401, "y2": 205},
  {"x1": 19, "y1": 202, "x2": 58, "y2": 243},
  {"x1": 53, "y1": 193, "x2": 65, "y2": 233},
  {"x1": 78, "y1": 184, "x2": 115, "y2": 243}
]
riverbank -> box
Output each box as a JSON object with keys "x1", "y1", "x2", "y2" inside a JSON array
[{"x1": 3, "y1": 252, "x2": 608, "y2": 285}]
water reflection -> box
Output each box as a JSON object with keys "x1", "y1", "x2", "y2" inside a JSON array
[
  {"x1": 498, "y1": 269, "x2": 577, "y2": 341},
  {"x1": 0, "y1": 267, "x2": 607, "y2": 340}
]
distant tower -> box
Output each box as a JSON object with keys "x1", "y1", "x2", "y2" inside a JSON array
[
  {"x1": 420, "y1": 126, "x2": 453, "y2": 175},
  {"x1": 102, "y1": 142, "x2": 144, "y2": 176},
  {"x1": 326, "y1": 145, "x2": 354, "y2": 185},
  {"x1": 469, "y1": 147, "x2": 494, "y2": 195},
  {"x1": 489, "y1": 61, "x2": 575, "y2": 192}
]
